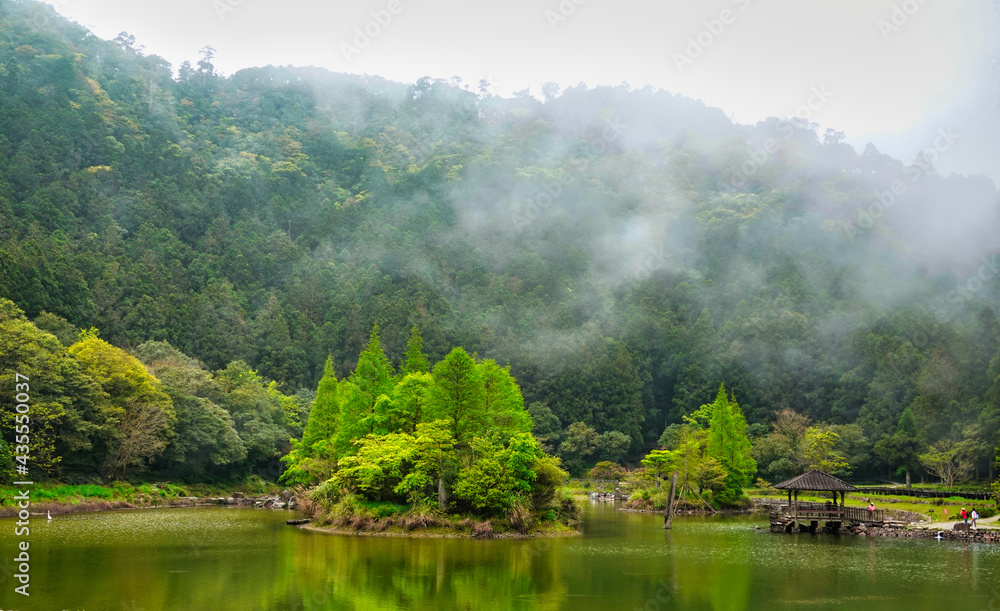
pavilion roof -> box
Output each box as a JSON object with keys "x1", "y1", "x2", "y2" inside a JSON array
[{"x1": 773, "y1": 469, "x2": 856, "y2": 492}]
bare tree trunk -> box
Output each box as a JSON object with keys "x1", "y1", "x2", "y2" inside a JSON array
[
  {"x1": 437, "y1": 476, "x2": 447, "y2": 511},
  {"x1": 905, "y1": 467, "x2": 911, "y2": 489},
  {"x1": 664, "y1": 471, "x2": 678, "y2": 530}
]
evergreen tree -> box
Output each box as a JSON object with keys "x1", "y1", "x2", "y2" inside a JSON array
[
  {"x1": 301, "y1": 356, "x2": 340, "y2": 449},
  {"x1": 335, "y1": 324, "x2": 395, "y2": 455},
  {"x1": 706, "y1": 384, "x2": 756, "y2": 504},
  {"x1": 478, "y1": 359, "x2": 532, "y2": 438},
  {"x1": 426, "y1": 347, "x2": 485, "y2": 447},
  {"x1": 401, "y1": 325, "x2": 430, "y2": 375}
]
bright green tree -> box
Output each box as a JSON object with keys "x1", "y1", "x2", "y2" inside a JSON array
[
  {"x1": 706, "y1": 384, "x2": 756, "y2": 505},
  {"x1": 281, "y1": 356, "x2": 341, "y2": 484},
  {"x1": 70, "y1": 333, "x2": 176, "y2": 479},
  {"x1": 478, "y1": 359, "x2": 532, "y2": 438},
  {"x1": 386, "y1": 372, "x2": 434, "y2": 433},
  {"x1": 426, "y1": 347, "x2": 485, "y2": 447},
  {"x1": 401, "y1": 325, "x2": 430, "y2": 375},
  {"x1": 336, "y1": 325, "x2": 395, "y2": 454}
]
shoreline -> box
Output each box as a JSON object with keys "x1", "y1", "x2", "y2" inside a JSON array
[
  {"x1": 300, "y1": 521, "x2": 581, "y2": 539},
  {"x1": 0, "y1": 493, "x2": 295, "y2": 519}
]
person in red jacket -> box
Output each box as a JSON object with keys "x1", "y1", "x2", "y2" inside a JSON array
[{"x1": 961, "y1": 508, "x2": 967, "y2": 524}]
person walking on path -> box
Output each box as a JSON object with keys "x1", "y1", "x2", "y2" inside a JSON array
[
  {"x1": 961, "y1": 508, "x2": 968, "y2": 524},
  {"x1": 971, "y1": 509, "x2": 978, "y2": 529}
]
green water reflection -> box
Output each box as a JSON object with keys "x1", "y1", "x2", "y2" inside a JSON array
[{"x1": 1, "y1": 502, "x2": 998, "y2": 610}]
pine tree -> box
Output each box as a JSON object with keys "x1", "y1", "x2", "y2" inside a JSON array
[
  {"x1": 336, "y1": 324, "x2": 395, "y2": 454},
  {"x1": 401, "y1": 325, "x2": 430, "y2": 375},
  {"x1": 706, "y1": 383, "x2": 756, "y2": 505},
  {"x1": 478, "y1": 359, "x2": 531, "y2": 438},
  {"x1": 301, "y1": 356, "x2": 340, "y2": 449},
  {"x1": 426, "y1": 347, "x2": 485, "y2": 447}
]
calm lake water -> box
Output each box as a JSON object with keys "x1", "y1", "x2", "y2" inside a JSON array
[{"x1": 2, "y1": 502, "x2": 998, "y2": 610}]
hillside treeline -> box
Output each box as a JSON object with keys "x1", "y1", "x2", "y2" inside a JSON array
[{"x1": 1, "y1": 0, "x2": 998, "y2": 484}]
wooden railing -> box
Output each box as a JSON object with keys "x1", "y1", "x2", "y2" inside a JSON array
[
  {"x1": 773, "y1": 503, "x2": 885, "y2": 523},
  {"x1": 845, "y1": 506, "x2": 884, "y2": 523}
]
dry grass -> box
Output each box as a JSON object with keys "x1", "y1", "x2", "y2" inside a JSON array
[
  {"x1": 507, "y1": 501, "x2": 535, "y2": 534},
  {"x1": 472, "y1": 520, "x2": 494, "y2": 538}
]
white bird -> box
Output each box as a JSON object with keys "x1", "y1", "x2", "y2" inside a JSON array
[
  {"x1": 47, "y1": 511, "x2": 51, "y2": 520},
  {"x1": 934, "y1": 531, "x2": 943, "y2": 540}
]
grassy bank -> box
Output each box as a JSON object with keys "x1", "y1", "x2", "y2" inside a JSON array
[
  {"x1": 301, "y1": 489, "x2": 582, "y2": 538},
  {"x1": 0, "y1": 477, "x2": 287, "y2": 517}
]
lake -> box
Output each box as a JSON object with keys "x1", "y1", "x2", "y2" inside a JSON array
[{"x1": 2, "y1": 502, "x2": 998, "y2": 610}]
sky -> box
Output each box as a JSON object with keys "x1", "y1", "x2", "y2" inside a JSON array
[{"x1": 40, "y1": 0, "x2": 999, "y2": 173}]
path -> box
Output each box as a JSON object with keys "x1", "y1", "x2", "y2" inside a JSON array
[{"x1": 920, "y1": 513, "x2": 1000, "y2": 531}]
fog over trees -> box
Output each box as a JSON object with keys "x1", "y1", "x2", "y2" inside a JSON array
[{"x1": 0, "y1": 0, "x2": 999, "y2": 485}]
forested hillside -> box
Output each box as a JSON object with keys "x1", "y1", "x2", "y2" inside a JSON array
[{"x1": 1, "y1": 0, "x2": 998, "y2": 484}]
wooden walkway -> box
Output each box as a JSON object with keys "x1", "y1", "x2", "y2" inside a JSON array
[{"x1": 770, "y1": 502, "x2": 887, "y2": 532}]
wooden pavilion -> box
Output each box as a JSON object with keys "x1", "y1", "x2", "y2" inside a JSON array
[{"x1": 770, "y1": 469, "x2": 883, "y2": 533}]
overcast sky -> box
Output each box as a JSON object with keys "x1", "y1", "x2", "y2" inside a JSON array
[{"x1": 41, "y1": 0, "x2": 999, "y2": 163}]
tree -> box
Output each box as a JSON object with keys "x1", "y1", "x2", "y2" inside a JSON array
[
  {"x1": 401, "y1": 325, "x2": 430, "y2": 375},
  {"x1": 452, "y1": 433, "x2": 541, "y2": 516},
  {"x1": 752, "y1": 409, "x2": 811, "y2": 482},
  {"x1": 336, "y1": 325, "x2": 395, "y2": 454},
  {"x1": 706, "y1": 384, "x2": 756, "y2": 504},
  {"x1": 919, "y1": 440, "x2": 974, "y2": 487},
  {"x1": 335, "y1": 431, "x2": 416, "y2": 501},
  {"x1": 478, "y1": 359, "x2": 532, "y2": 438},
  {"x1": 69, "y1": 334, "x2": 176, "y2": 479},
  {"x1": 528, "y1": 402, "x2": 562, "y2": 452},
  {"x1": 398, "y1": 419, "x2": 455, "y2": 508},
  {"x1": 589, "y1": 461, "x2": 627, "y2": 480},
  {"x1": 0, "y1": 300, "x2": 91, "y2": 477},
  {"x1": 426, "y1": 347, "x2": 485, "y2": 447},
  {"x1": 596, "y1": 430, "x2": 631, "y2": 463},
  {"x1": 301, "y1": 356, "x2": 340, "y2": 449},
  {"x1": 385, "y1": 372, "x2": 433, "y2": 434},
  {"x1": 873, "y1": 407, "x2": 921, "y2": 487},
  {"x1": 642, "y1": 428, "x2": 727, "y2": 505},
  {"x1": 803, "y1": 427, "x2": 849, "y2": 474},
  {"x1": 557, "y1": 421, "x2": 600, "y2": 475},
  {"x1": 215, "y1": 360, "x2": 304, "y2": 476},
  {"x1": 135, "y1": 341, "x2": 245, "y2": 477},
  {"x1": 281, "y1": 356, "x2": 340, "y2": 484}
]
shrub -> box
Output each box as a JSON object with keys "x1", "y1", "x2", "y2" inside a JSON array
[
  {"x1": 507, "y1": 499, "x2": 535, "y2": 534},
  {"x1": 240, "y1": 475, "x2": 270, "y2": 495},
  {"x1": 753, "y1": 478, "x2": 776, "y2": 494},
  {"x1": 472, "y1": 520, "x2": 494, "y2": 538},
  {"x1": 589, "y1": 461, "x2": 627, "y2": 480},
  {"x1": 555, "y1": 490, "x2": 581, "y2": 523},
  {"x1": 402, "y1": 505, "x2": 439, "y2": 531}
]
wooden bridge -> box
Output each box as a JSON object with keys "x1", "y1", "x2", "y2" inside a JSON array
[{"x1": 770, "y1": 501, "x2": 885, "y2": 531}]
